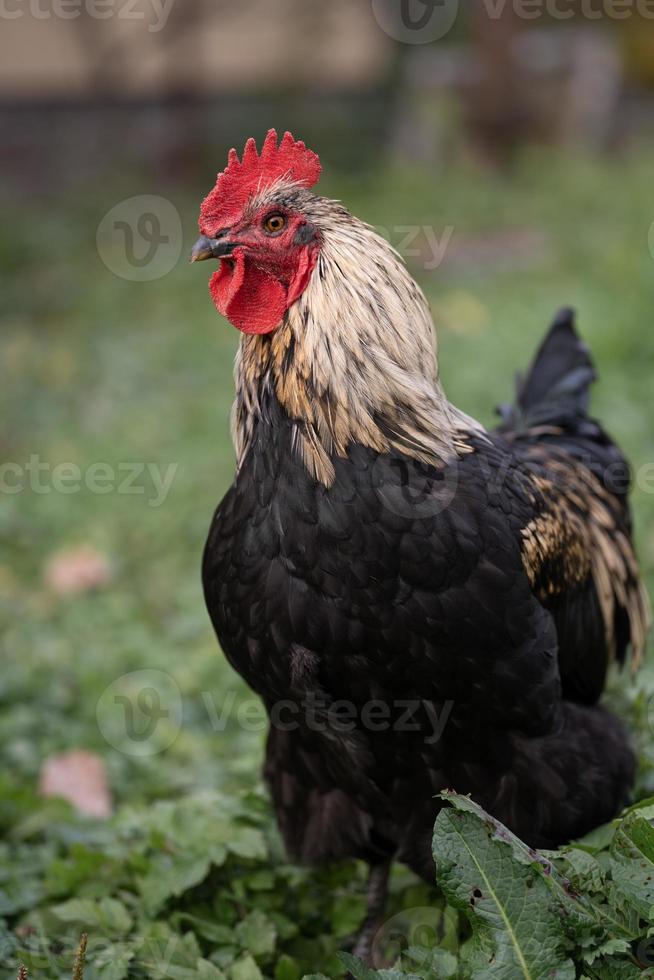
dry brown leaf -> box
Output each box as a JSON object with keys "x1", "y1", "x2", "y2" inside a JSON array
[
  {"x1": 43, "y1": 546, "x2": 112, "y2": 596},
  {"x1": 39, "y1": 750, "x2": 112, "y2": 818}
]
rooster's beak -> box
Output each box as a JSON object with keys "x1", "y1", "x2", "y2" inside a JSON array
[{"x1": 189, "y1": 235, "x2": 237, "y2": 263}]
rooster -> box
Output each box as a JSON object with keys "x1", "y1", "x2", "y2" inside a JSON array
[{"x1": 192, "y1": 130, "x2": 650, "y2": 958}]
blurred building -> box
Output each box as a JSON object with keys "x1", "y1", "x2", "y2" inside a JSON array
[
  {"x1": 0, "y1": 0, "x2": 391, "y2": 99},
  {"x1": 3, "y1": 0, "x2": 654, "y2": 190},
  {"x1": 0, "y1": 0, "x2": 394, "y2": 188}
]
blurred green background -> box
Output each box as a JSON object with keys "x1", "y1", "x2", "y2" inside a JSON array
[{"x1": 2, "y1": 1, "x2": 654, "y2": 976}]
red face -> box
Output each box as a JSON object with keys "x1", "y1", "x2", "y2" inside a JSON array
[{"x1": 191, "y1": 205, "x2": 320, "y2": 335}]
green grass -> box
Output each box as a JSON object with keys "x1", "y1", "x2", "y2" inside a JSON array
[{"x1": 2, "y1": 144, "x2": 654, "y2": 978}]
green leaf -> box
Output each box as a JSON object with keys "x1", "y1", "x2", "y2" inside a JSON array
[
  {"x1": 338, "y1": 952, "x2": 414, "y2": 979},
  {"x1": 171, "y1": 912, "x2": 235, "y2": 945},
  {"x1": 44, "y1": 844, "x2": 113, "y2": 898},
  {"x1": 227, "y1": 828, "x2": 268, "y2": 861},
  {"x1": 244, "y1": 869, "x2": 275, "y2": 891},
  {"x1": 433, "y1": 793, "x2": 580, "y2": 979},
  {"x1": 138, "y1": 854, "x2": 211, "y2": 914},
  {"x1": 268, "y1": 911, "x2": 298, "y2": 941},
  {"x1": 330, "y1": 893, "x2": 367, "y2": 938},
  {"x1": 229, "y1": 954, "x2": 264, "y2": 980},
  {"x1": 402, "y1": 945, "x2": 458, "y2": 978},
  {"x1": 583, "y1": 956, "x2": 648, "y2": 979},
  {"x1": 197, "y1": 959, "x2": 228, "y2": 979},
  {"x1": 573, "y1": 822, "x2": 621, "y2": 855},
  {"x1": 551, "y1": 847, "x2": 639, "y2": 949},
  {"x1": 0, "y1": 879, "x2": 43, "y2": 915},
  {"x1": 275, "y1": 954, "x2": 302, "y2": 980},
  {"x1": 92, "y1": 941, "x2": 135, "y2": 980},
  {"x1": 554, "y1": 847, "x2": 606, "y2": 894},
  {"x1": 610, "y1": 813, "x2": 654, "y2": 919},
  {"x1": 136, "y1": 926, "x2": 203, "y2": 978},
  {"x1": 51, "y1": 896, "x2": 132, "y2": 938},
  {"x1": 234, "y1": 909, "x2": 277, "y2": 957}
]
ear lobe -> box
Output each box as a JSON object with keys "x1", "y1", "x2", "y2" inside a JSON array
[
  {"x1": 286, "y1": 246, "x2": 318, "y2": 306},
  {"x1": 210, "y1": 248, "x2": 246, "y2": 315}
]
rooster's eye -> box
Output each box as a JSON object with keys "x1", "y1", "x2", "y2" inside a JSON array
[{"x1": 263, "y1": 213, "x2": 286, "y2": 235}]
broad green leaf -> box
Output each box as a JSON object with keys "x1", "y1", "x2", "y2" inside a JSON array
[
  {"x1": 610, "y1": 813, "x2": 654, "y2": 918},
  {"x1": 551, "y1": 848, "x2": 639, "y2": 948},
  {"x1": 433, "y1": 793, "x2": 579, "y2": 979},
  {"x1": 229, "y1": 954, "x2": 264, "y2": 980},
  {"x1": 52, "y1": 896, "x2": 132, "y2": 937},
  {"x1": 0, "y1": 878, "x2": 44, "y2": 915},
  {"x1": 338, "y1": 951, "x2": 417, "y2": 979},
  {"x1": 136, "y1": 927, "x2": 203, "y2": 977},
  {"x1": 573, "y1": 822, "x2": 621, "y2": 855},
  {"x1": 584, "y1": 956, "x2": 650, "y2": 979},
  {"x1": 402, "y1": 945, "x2": 459, "y2": 978},
  {"x1": 268, "y1": 910, "x2": 299, "y2": 941},
  {"x1": 227, "y1": 827, "x2": 268, "y2": 861},
  {"x1": 618, "y1": 797, "x2": 654, "y2": 820},
  {"x1": 553, "y1": 848, "x2": 606, "y2": 894},
  {"x1": 234, "y1": 909, "x2": 277, "y2": 957},
  {"x1": 93, "y1": 942, "x2": 135, "y2": 980},
  {"x1": 275, "y1": 954, "x2": 302, "y2": 980},
  {"x1": 138, "y1": 854, "x2": 211, "y2": 914},
  {"x1": 245, "y1": 869, "x2": 276, "y2": 891},
  {"x1": 171, "y1": 912, "x2": 235, "y2": 945},
  {"x1": 330, "y1": 893, "x2": 367, "y2": 938},
  {"x1": 197, "y1": 959, "x2": 228, "y2": 979},
  {"x1": 211, "y1": 946, "x2": 240, "y2": 969}
]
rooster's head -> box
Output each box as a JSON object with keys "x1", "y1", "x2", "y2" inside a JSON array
[
  {"x1": 192, "y1": 129, "x2": 480, "y2": 484},
  {"x1": 191, "y1": 129, "x2": 322, "y2": 334}
]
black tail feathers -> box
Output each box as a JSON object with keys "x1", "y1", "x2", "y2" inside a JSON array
[
  {"x1": 498, "y1": 308, "x2": 597, "y2": 432},
  {"x1": 496, "y1": 307, "x2": 632, "y2": 507}
]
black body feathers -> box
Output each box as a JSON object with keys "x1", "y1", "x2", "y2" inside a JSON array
[{"x1": 203, "y1": 310, "x2": 647, "y2": 878}]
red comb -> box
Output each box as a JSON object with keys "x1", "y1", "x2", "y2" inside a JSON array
[{"x1": 200, "y1": 129, "x2": 322, "y2": 228}]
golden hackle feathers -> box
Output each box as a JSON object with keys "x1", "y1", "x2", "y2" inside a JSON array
[
  {"x1": 233, "y1": 183, "x2": 483, "y2": 486},
  {"x1": 521, "y1": 450, "x2": 651, "y2": 670}
]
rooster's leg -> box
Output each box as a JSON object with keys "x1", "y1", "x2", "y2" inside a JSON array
[{"x1": 352, "y1": 859, "x2": 391, "y2": 964}]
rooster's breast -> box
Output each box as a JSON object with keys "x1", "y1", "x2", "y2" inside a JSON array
[{"x1": 201, "y1": 409, "x2": 555, "y2": 738}]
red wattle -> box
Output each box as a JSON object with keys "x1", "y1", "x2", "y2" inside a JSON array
[
  {"x1": 209, "y1": 251, "x2": 284, "y2": 334},
  {"x1": 209, "y1": 247, "x2": 318, "y2": 335},
  {"x1": 210, "y1": 248, "x2": 246, "y2": 315}
]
